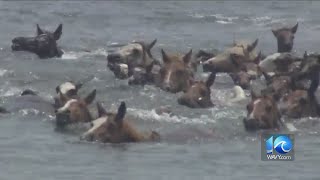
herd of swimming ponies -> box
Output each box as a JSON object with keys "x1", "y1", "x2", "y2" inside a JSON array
[{"x1": 2, "y1": 21, "x2": 320, "y2": 143}]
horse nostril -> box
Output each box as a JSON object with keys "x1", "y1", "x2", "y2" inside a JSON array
[
  {"x1": 12, "y1": 38, "x2": 19, "y2": 43},
  {"x1": 107, "y1": 53, "x2": 121, "y2": 62},
  {"x1": 82, "y1": 134, "x2": 94, "y2": 141},
  {"x1": 164, "y1": 84, "x2": 171, "y2": 91},
  {"x1": 202, "y1": 62, "x2": 214, "y2": 72}
]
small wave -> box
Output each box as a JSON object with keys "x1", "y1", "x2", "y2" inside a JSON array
[
  {"x1": 216, "y1": 20, "x2": 233, "y2": 24},
  {"x1": 92, "y1": 76, "x2": 103, "y2": 82},
  {"x1": 0, "y1": 87, "x2": 21, "y2": 97},
  {"x1": 0, "y1": 69, "x2": 8, "y2": 76},
  {"x1": 19, "y1": 109, "x2": 40, "y2": 116},
  {"x1": 128, "y1": 108, "x2": 215, "y2": 125},
  {"x1": 0, "y1": 69, "x2": 14, "y2": 77},
  {"x1": 61, "y1": 48, "x2": 108, "y2": 60},
  {"x1": 190, "y1": 13, "x2": 237, "y2": 24}
]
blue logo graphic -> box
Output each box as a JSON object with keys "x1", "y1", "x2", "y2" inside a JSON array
[
  {"x1": 274, "y1": 136, "x2": 292, "y2": 154},
  {"x1": 265, "y1": 135, "x2": 292, "y2": 154},
  {"x1": 266, "y1": 136, "x2": 273, "y2": 154}
]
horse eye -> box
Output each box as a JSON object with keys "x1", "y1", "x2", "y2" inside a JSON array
[
  {"x1": 56, "y1": 86, "x2": 60, "y2": 93},
  {"x1": 132, "y1": 48, "x2": 140, "y2": 56},
  {"x1": 160, "y1": 68, "x2": 166, "y2": 75},
  {"x1": 176, "y1": 70, "x2": 185, "y2": 76},
  {"x1": 231, "y1": 53, "x2": 241, "y2": 59},
  {"x1": 246, "y1": 104, "x2": 251, "y2": 111},
  {"x1": 299, "y1": 98, "x2": 307, "y2": 105},
  {"x1": 265, "y1": 106, "x2": 272, "y2": 112},
  {"x1": 198, "y1": 89, "x2": 206, "y2": 96},
  {"x1": 66, "y1": 89, "x2": 77, "y2": 97},
  {"x1": 107, "y1": 123, "x2": 115, "y2": 133}
]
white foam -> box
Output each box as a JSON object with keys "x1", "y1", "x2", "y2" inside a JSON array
[
  {"x1": 190, "y1": 13, "x2": 238, "y2": 25},
  {"x1": 19, "y1": 109, "x2": 40, "y2": 116},
  {"x1": 61, "y1": 48, "x2": 108, "y2": 60},
  {"x1": 128, "y1": 108, "x2": 214, "y2": 125},
  {"x1": 285, "y1": 123, "x2": 298, "y2": 132},
  {"x1": 0, "y1": 69, "x2": 8, "y2": 76},
  {"x1": 2, "y1": 87, "x2": 21, "y2": 97},
  {"x1": 0, "y1": 69, "x2": 15, "y2": 78},
  {"x1": 228, "y1": 86, "x2": 246, "y2": 103},
  {"x1": 216, "y1": 20, "x2": 233, "y2": 24}
]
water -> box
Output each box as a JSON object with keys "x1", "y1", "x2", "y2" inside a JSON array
[{"x1": 0, "y1": 1, "x2": 320, "y2": 179}]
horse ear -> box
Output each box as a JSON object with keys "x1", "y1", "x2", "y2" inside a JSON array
[
  {"x1": 53, "y1": 24, "x2": 63, "y2": 40},
  {"x1": 146, "y1": 60, "x2": 155, "y2": 73},
  {"x1": 75, "y1": 82, "x2": 83, "y2": 90},
  {"x1": 247, "y1": 38, "x2": 258, "y2": 52},
  {"x1": 230, "y1": 54, "x2": 240, "y2": 67},
  {"x1": 56, "y1": 85, "x2": 60, "y2": 94},
  {"x1": 183, "y1": 49, "x2": 192, "y2": 65},
  {"x1": 84, "y1": 89, "x2": 96, "y2": 105},
  {"x1": 304, "y1": 51, "x2": 308, "y2": 58},
  {"x1": 147, "y1": 39, "x2": 157, "y2": 50},
  {"x1": 262, "y1": 70, "x2": 272, "y2": 84},
  {"x1": 206, "y1": 72, "x2": 216, "y2": 88},
  {"x1": 250, "y1": 90, "x2": 258, "y2": 100},
  {"x1": 115, "y1": 101, "x2": 126, "y2": 125},
  {"x1": 272, "y1": 29, "x2": 278, "y2": 37},
  {"x1": 36, "y1": 24, "x2": 44, "y2": 35},
  {"x1": 308, "y1": 73, "x2": 319, "y2": 95},
  {"x1": 291, "y1": 22, "x2": 298, "y2": 34},
  {"x1": 254, "y1": 51, "x2": 262, "y2": 64},
  {"x1": 161, "y1": 49, "x2": 170, "y2": 64},
  {"x1": 96, "y1": 102, "x2": 107, "y2": 117}
]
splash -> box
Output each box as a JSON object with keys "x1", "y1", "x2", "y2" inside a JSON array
[
  {"x1": 0, "y1": 68, "x2": 14, "y2": 77},
  {"x1": 61, "y1": 48, "x2": 108, "y2": 60},
  {"x1": 190, "y1": 13, "x2": 238, "y2": 24},
  {"x1": 128, "y1": 108, "x2": 215, "y2": 125}
]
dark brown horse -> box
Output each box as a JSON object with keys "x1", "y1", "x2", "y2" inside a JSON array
[
  {"x1": 278, "y1": 56, "x2": 320, "y2": 118},
  {"x1": 272, "y1": 23, "x2": 298, "y2": 53},
  {"x1": 11, "y1": 24, "x2": 63, "y2": 58},
  {"x1": 55, "y1": 89, "x2": 96, "y2": 128},
  {"x1": 158, "y1": 49, "x2": 194, "y2": 93},
  {"x1": 178, "y1": 73, "x2": 216, "y2": 108},
  {"x1": 243, "y1": 91, "x2": 282, "y2": 131}
]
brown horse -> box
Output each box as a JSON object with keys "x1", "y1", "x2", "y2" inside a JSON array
[
  {"x1": 202, "y1": 39, "x2": 259, "y2": 73},
  {"x1": 158, "y1": 49, "x2": 194, "y2": 93},
  {"x1": 107, "y1": 39, "x2": 157, "y2": 80},
  {"x1": 262, "y1": 72, "x2": 294, "y2": 100},
  {"x1": 272, "y1": 23, "x2": 298, "y2": 53},
  {"x1": 178, "y1": 73, "x2": 216, "y2": 108},
  {"x1": 80, "y1": 102, "x2": 160, "y2": 143},
  {"x1": 278, "y1": 59, "x2": 320, "y2": 118},
  {"x1": 279, "y1": 89, "x2": 319, "y2": 118},
  {"x1": 54, "y1": 81, "x2": 83, "y2": 109},
  {"x1": 243, "y1": 91, "x2": 282, "y2": 131},
  {"x1": 229, "y1": 52, "x2": 262, "y2": 89},
  {"x1": 55, "y1": 89, "x2": 96, "y2": 128}
]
